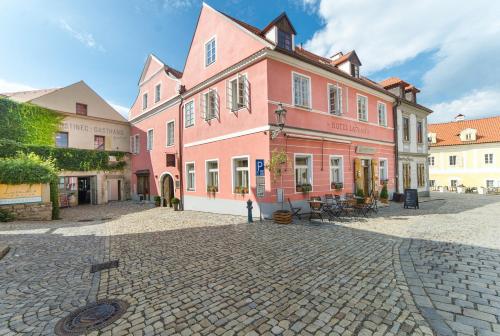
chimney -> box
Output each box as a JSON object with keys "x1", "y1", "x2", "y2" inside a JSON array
[{"x1": 454, "y1": 114, "x2": 465, "y2": 122}]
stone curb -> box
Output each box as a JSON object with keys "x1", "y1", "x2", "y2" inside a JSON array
[{"x1": 0, "y1": 245, "x2": 10, "y2": 260}]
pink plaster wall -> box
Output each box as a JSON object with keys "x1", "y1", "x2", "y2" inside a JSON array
[{"x1": 181, "y1": 5, "x2": 267, "y2": 89}]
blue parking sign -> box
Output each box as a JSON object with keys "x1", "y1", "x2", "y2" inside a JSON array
[{"x1": 256, "y1": 159, "x2": 265, "y2": 176}]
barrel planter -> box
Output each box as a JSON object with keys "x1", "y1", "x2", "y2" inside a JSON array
[{"x1": 273, "y1": 210, "x2": 292, "y2": 224}]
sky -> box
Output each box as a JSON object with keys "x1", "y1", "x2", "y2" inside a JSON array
[{"x1": 0, "y1": 0, "x2": 499, "y2": 123}]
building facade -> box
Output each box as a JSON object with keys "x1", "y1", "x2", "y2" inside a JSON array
[
  {"x1": 428, "y1": 115, "x2": 500, "y2": 192},
  {"x1": 3, "y1": 81, "x2": 131, "y2": 206},
  {"x1": 129, "y1": 4, "x2": 432, "y2": 217},
  {"x1": 379, "y1": 78, "x2": 433, "y2": 196}
]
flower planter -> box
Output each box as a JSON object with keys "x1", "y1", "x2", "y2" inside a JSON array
[
  {"x1": 380, "y1": 198, "x2": 389, "y2": 204},
  {"x1": 273, "y1": 210, "x2": 292, "y2": 224}
]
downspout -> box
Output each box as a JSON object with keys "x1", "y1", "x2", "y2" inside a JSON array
[
  {"x1": 178, "y1": 86, "x2": 185, "y2": 210},
  {"x1": 393, "y1": 97, "x2": 401, "y2": 194}
]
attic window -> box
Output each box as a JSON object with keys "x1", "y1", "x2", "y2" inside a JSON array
[
  {"x1": 277, "y1": 29, "x2": 292, "y2": 51},
  {"x1": 76, "y1": 103, "x2": 87, "y2": 116},
  {"x1": 351, "y1": 64, "x2": 359, "y2": 78}
]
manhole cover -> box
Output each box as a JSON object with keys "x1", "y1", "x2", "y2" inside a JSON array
[{"x1": 54, "y1": 299, "x2": 128, "y2": 335}]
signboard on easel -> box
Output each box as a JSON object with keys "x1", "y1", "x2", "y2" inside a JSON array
[{"x1": 403, "y1": 189, "x2": 419, "y2": 209}]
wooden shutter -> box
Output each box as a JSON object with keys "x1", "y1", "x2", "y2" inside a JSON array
[
  {"x1": 371, "y1": 159, "x2": 379, "y2": 195},
  {"x1": 354, "y1": 158, "x2": 363, "y2": 192},
  {"x1": 212, "y1": 89, "x2": 219, "y2": 119},
  {"x1": 241, "y1": 75, "x2": 250, "y2": 109},
  {"x1": 226, "y1": 79, "x2": 232, "y2": 111},
  {"x1": 337, "y1": 86, "x2": 343, "y2": 115},
  {"x1": 200, "y1": 92, "x2": 206, "y2": 120}
]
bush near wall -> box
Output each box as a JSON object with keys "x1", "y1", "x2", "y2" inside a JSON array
[
  {"x1": 0, "y1": 139, "x2": 126, "y2": 172},
  {"x1": 0, "y1": 153, "x2": 60, "y2": 219},
  {"x1": 0, "y1": 97, "x2": 63, "y2": 146}
]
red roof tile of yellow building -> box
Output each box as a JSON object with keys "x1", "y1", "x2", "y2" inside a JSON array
[{"x1": 428, "y1": 116, "x2": 500, "y2": 147}]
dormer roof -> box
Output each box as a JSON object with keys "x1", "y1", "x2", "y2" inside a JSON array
[
  {"x1": 261, "y1": 12, "x2": 297, "y2": 35},
  {"x1": 405, "y1": 84, "x2": 421, "y2": 93},
  {"x1": 379, "y1": 77, "x2": 409, "y2": 89},
  {"x1": 331, "y1": 50, "x2": 362, "y2": 66},
  {"x1": 138, "y1": 54, "x2": 182, "y2": 85}
]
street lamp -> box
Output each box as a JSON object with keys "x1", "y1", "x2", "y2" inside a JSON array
[{"x1": 271, "y1": 102, "x2": 287, "y2": 139}]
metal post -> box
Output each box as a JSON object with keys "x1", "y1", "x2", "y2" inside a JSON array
[{"x1": 246, "y1": 199, "x2": 253, "y2": 223}]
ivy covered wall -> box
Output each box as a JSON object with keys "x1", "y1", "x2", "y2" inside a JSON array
[{"x1": 0, "y1": 97, "x2": 63, "y2": 146}]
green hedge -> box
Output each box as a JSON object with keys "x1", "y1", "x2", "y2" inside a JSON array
[
  {"x1": 0, "y1": 97, "x2": 63, "y2": 145},
  {"x1": 0, "y1": 152, "x2": 57, "y2": 184},
  {"x1": 0, "y1": 139, "x2": 126, "y2": 172}
]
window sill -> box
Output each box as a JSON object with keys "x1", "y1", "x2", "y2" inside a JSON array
[
  {"x1": 293, "y1": 104, "x2": 311, "y2": 110},
  {"x1": 184, "y1": 124, "x2": 194, "y2": 128}
]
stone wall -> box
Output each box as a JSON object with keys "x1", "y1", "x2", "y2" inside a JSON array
[{"x1": 0, "y1": 202, "x2": 52, "y2": 221}]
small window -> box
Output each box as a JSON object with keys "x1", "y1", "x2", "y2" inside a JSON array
[
  {"x1": 293, "y1": 73, "x2": 310, "y2": 108},
  {"x1": 186, "y1": 163, "x2": 195, "y2": 191},
  {"x1": 485, "y1": 153, "x2": 493, "y2": 164},
  {"x1": 465, "y1": 133, "x2": 472, "y2": 140},
  {"x1": 357, "y1": 95, "x2": 368, "y2": 121},
  {"x1": 228, "y1": 75, "x2": 249, "y2": 111},
  {"x1": 417, "y1": 121, "x2": 423, "y2": 143},
  {"x1": 166, "y1": 121, "x2": 174, "y2": 146},
  {"x1": 201, "y1": 90, "x2": 218, "y2": 120},
  {"x1": 403, "y1": 117, "x2": 410, "y2": 141},
  {"x1": 449, "y1": 155, "x2": 456, "y2": 166},
  {"x1": 379, "y1": 159, "x2": 388, "y2": 182},
  {"x1": 417, "y1": 163, "x2": 425, "y2": 187},
  {"x1": 155, "y1": 84, "x2": 161, "y2": 103},
  {"x1": 328, "y1": 84, "x2": 342, "y2": 115},
  {"x1": 142, "y1": 93, "x2": 148, "y2": 110},
  {"x1": 184, "y1": 101, "x2": 195, "y2": 127},
  {"x1": 94, "y1": 135, "x2": 105, "y2": 150},
  {"x1": 330, "y1": 156, "x2": 343, "y2": 187},
  {"x1": 205, "y1": 37, "x2": 216, "y2": 66},
  {"x1": 206, "y1": 160, "x2": 219, "y2": 192},
  {"x1": 429, "y1": 180, "x2": 435, "y2": 188},
  {"x1": 55, "y1": 132, "x2": 68, "y2": 148},
  {"x1": 377, "y1": 102, "x2": 387, "y2": 126},
  {"x1": 277, "y1": 29, "x2": 292, "y2": 51},
  {"x1": 351, "y1": 64, "x2": 359, "y2": 78},
  {"x1": 147, "y1": 129, "x2": 154, "y2": 151},
  {"x1": 233, "y1": 157, "x2": 249, "y2": 194},
  {"x1": 486, "y1": 180, "x2": 495, "y2": 188},
  {"x1": 295, "y1": 155, "x2": 312, "y2": 192},
  {"x1": 428, "y1": 156, "x2": 435, "y2": 166},
  {"x1": 76, "y1": 103, "x2": 87, "y2": 116},
  {"x1": 450, "y1": 179, "x2": 458, "y2": 188},
  {"x1": 130, "y1": 134, "x2": 140, "y2": 154}
]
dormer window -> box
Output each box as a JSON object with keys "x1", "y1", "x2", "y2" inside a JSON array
[
  {"x1": 460, "y1": 128, "x2": 477, "y2": 142},
  {"x1": 351, "y1": 64, "x2": 359, "y2": 78},
  {"x1": 277, "y1": 29, "x2": 292, "y2": 51}
]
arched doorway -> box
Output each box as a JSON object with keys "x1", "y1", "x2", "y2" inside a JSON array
[{"x1": 161, "y1": 173, "x2": 175, "y2": 207}]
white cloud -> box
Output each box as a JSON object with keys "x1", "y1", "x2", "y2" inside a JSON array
[
  {"x1": 429, "y1": 89, "x2": 500, "y2": 123},
  {"x1": 59, "y1": 19, "x2": 105, "y2": 52},
  {"x1": 161, "y1": 0, "x2": 196, "y2": 10},
  {"x1": 109, "y1": 102, "x2": 130, "y2": 119},
  {"x1": 0, "y1": 78, "x2": 35, "y2": 93}
]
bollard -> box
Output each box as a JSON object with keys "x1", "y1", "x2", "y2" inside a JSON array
[{"x1": 246, "y1": 199, "x2": 253, "y2": 223}]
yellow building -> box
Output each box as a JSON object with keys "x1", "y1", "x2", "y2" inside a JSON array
[{"x1": 428, "y1": 115, "x2": 500, "y2": 193}]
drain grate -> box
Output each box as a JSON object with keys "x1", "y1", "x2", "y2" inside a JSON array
[
  {"x1": 90, "y1": 260, "x2": 119, "y2": 273},
  {"x1": 77, "y1": 219, "x2": 94, "y2": 222},
  {"x1": 55, "y1": 299, "x2": 128, "y2": 335}
]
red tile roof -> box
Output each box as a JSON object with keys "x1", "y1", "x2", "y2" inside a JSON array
[
  {"x1": 378, "y1": 77, "x2": 409, "y2": 89},
  {"x1": 428, "y1": 116, "x2": 500, "y2": 147}
]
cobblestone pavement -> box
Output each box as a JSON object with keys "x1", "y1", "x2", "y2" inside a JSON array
[{"x1": 0, "y1": 194, "x2": 499, "y2": 335}]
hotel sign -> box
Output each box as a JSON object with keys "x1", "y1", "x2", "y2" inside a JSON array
[
  {"x1": 356, "y1": 146, "x2": 376, "y2": 154},
  {"x1": 329, "y1": 121, "x2": 369, "y2": 136},
  {"x1": 0, "y1": 184, "x2": 42, "y2": 205}
]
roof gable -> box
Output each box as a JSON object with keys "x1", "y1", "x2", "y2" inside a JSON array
[
  {"x1": 262, "y1": 12, "x2": 297, "y2": 35},
  {"x1": 332, "y1": 50, "x2": 362, "y2": 66}
]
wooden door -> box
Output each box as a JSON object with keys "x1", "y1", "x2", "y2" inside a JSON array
[
  {"x1": 371, "y1": 160, "x2": 379, "y2": 196},
  {"x1": 354, "y1": 158, "x2": 363, "y2": 193}
]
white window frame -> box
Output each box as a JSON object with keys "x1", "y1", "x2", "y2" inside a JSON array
[
  {"x1": 327, "y1": 83, "x2": 342, "y2": 115},
  {"x1": 449, "y1": 155, "x2": 457, "y2": 166},
  {"x1": 377, "y1": 102, "x2": 387, "y2": 126},
  {"x1": 292, "y1": 72, "x2": 311, "y2": 109},
  {"x1": 402, "y1": 116, "x2": 410, "y2": 142},
  {"x1": 204, "y1": 36, "x2": 217, "y2": 67},
  {"x1": 231, "y1": 155, "x2": 250, "y2": 194},
  {"x1": 227, "y1": 73, "x2": 249, "y2": 112},
  {"x1": 166, "y1": 120, "x2": 175, "y2": 147},
  {"x1": 485, "y1": 179, "x2": 495, "y2": 188},
  {"x1": 185, "y1": 162, "x2": 196, "y2": 192},
  {"x1": 428, "y1": 156, "x2": 435, "y2": 166},
  {"x1": 294, "y1": 153, "x2": 313, "y2": 193},
  {"x1": 142, "y1": 92, "x2": 148, "y2": 110},
  {"x1": 200, "y1": 88, "x2": 219, "y2": 121},
  {"x1": 184, "y1": 99, "x2": 195, "y2": 128},
  {"x1": 485, "y1": 153, "x2": 494, "y2": 164},
  {"x1": 329, "y1": 155, "x2": 344, "y2": 188},
  {"x1": 130, "y1": 134, "x2": 140, "y2": 154},
  {"x1": 357, "y1": 94, "x2": 368, "y2": 121},
  {"x1": 155, "y1": 83, "x2": 161, "y2": 103},
  {"x1": 205, "y1": 159, "x2": 219, "y2": 192},
  {"x1": 146, "y1": 128, "x2": 154, "y2": 151},
  {"x1": 379, "y1": 158, "x2": 388, "y2": 182}
]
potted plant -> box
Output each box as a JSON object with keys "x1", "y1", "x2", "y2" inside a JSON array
[
  {"x1": 273, "y1": 210, "x2": 292, "y2": 224},
  {"x1": 207, "y1": 185, "x2": 218, "y2": 194},
  {"x1": 171, "y1": 197, "x2": 180, "y2": 211},
  {"x1": 380, "y1": 182, "x2": 389, "y2": 204},
  {"x1": 301, "y1": 183, "x2": 312, "y2": 194},
  {"x1": 296, "y1": 185, "x2": 303, "y2": 193},
  {"x1": 355, "y1": 189, "x2": 365, "y2": 204},
  {"x1": 332, "y1": 182, "x2": 343, "y2": 190},
  {"x1": 154, "y1": 196, "x2": 161, "y2": 207}
]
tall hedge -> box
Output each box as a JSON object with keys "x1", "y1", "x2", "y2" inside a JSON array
[
  {"x1": 0, "y1": 139, "x2": 126, "y2": 172},
  {"x1": 0, "y1": 97, "x2": 63, "y2": 145}
]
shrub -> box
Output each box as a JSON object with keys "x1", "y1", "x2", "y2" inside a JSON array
[
  {"x1": 0, "y1": 209, "x2": 15, "y2": 222},
  {"x1": 355, "y1": 189, "x2": 365, "y2": 204},
  {"x1": 0, "y1": 152, "x2": 57, "y2": 185},
  {"x1": 380, "y1": 183, "x2": 389, "y2": 200},
  {"x1": 154, "y1": 196, "x2": 161, "y2": 206},
  {"x1": 171, "y1": 197, "x2": 180, "y2": 204}
]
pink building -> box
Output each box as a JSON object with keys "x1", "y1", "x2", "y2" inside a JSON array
[{"x1": 129, "y1": 4, "x2": 397, "y2": 217}]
